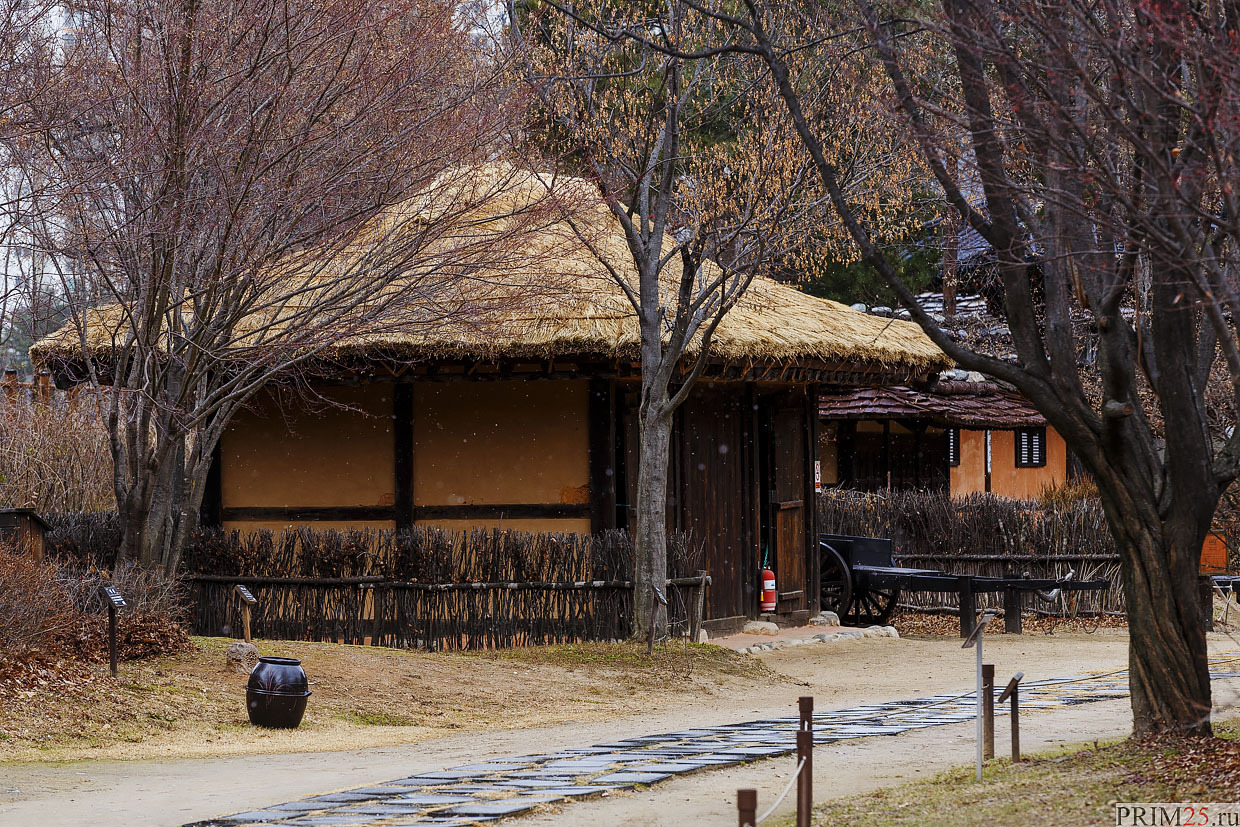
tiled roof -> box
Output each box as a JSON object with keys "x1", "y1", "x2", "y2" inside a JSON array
[{"x1": 819, "y1": 380, "x2": 1047, "y2": 429}]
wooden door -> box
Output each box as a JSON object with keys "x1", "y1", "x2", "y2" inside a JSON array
[
  {"x1": 679, "y1": 389, "x2": 750, "y2": 621},
  {"x1": 770, "y1": 406, "x2": 807, "y2": 612}
]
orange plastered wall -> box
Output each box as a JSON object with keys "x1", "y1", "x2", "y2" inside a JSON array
[
  {"x1": 221, "y1": 384, "x2": 395, "y2": 509},
  {"x1": 950, "y1": 426, "x2": 1068, "y2": 499},
  {"x1": 412, "y1": 380, "x2": 589, "y2": 507}
]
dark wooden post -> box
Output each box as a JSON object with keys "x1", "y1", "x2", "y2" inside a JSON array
[
  {"x1": 100, "y1": 586, "x2": 127, "y2": 677},
  {"x1": 797, "y1": 696, "x2": 813, "y2": 827},
  {"x1": 1010, "y1": 683, "x2": 1020, "y2": 762},
  {"x1": 737, "y1": 789, "x2": 757, "y2": 827},
  {"x1": 107, "y1": 603, "x2": 119, "y2": 677},
  {"x1": 998, "y1": 672, "x2": 1024, "y2": 763},
  {"x1": 1201, "y1": 576, "x2": 1215, "y2": 632},
  {"x1": 691, "y1": 571, "x2": 707, "y2": 641},
  {"x1": 982, "y1": 664, "x2": 995, "y2": 759},
  {"x1": 958, "y1": 576, "x2": 976, "y2": 638},
  {"x1": 1003, "y1": 587, "x2": 1022, "y2": 634}
]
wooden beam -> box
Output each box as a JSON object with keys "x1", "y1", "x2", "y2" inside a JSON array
[
  {"x1": 588, "y1": 378, "x2": 616, "y2": 533},
  {"x1": 221, "y1": 506, "x2": 397, "y2": 522},
  {"x1": 200, "y1": 443, "x2": 222, "y2": 528},
  {"x1": 394, "y1": 384, "x2": 413, "y2": 531},
  {"x1": 411, "y1": 504, "x2": 591, "y2": 520}
]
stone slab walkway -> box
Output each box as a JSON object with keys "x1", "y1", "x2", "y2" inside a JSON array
[{"x1": 188, "y1": 652, "x2": 1240, "y2": 827}]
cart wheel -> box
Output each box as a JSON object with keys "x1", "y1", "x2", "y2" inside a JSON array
[
  {"x1": 847, "y1": 585, "x2": 900, "y2": 626},
  {"x1": 819, "y1": 542, "x2": 853, "y2": 619}
]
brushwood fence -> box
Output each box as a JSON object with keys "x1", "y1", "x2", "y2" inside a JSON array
[
  {"x1": 47, "y1": 518, "x2": 708, "y2": 649},
  {"x1": 818, "y1": 489, "x2": 1125, "y2": 615}
]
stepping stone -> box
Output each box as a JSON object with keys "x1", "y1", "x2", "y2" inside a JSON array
[
  {"x1": 280, "y1": 818, "x2": 383, "y2": 827},
  {"x1": 302, "y1": 793, "x2": 383, "y2": 804},
  {"x1": 339, "y1": 803, "x2": 427, "y2": 816},
  {"x1": 262, "y1": 801, "x2": 333, "y2": 812},
  {"x1": 526, "y1": 785, "x2": 619, "y2": 798},
  {"x1": 440, "y1": 801, "x2": 542, "y2": 817},
  {"x1": 388, "y1": 776, "x2": 464, "y2": 787},
  {"x1": 591, "y1": 771, "x2": 673, "y2": 785},
  {"x1": 451, "y1": 763, "x2": 530, "y2": 772},
  {"x1": 214, "y1": 814, "x2": 285, "y2": 825},
  {"x1": 623, "y1": 762, "x2": 709, "y2": 773},
  {"x1": 335, "y1": 786, "x2": 404, "y2": 796},
  {"x1": 405, "y1": 771, "x2": 485, "y2": 781},
  {"x1": 495, "y1": 779, "x2": 570, "y2": 789},
  {"x1": 391, "y1": 794, "x2": 481, "y2": 806}
]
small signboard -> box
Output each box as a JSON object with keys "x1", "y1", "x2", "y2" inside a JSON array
[
  {"x1": 101, "y1": 585, "x2": 127, "y2": 609},
  {"x1": 814, "y1": 461, "x2": 822, "y2": 494},
  {"x1": 234, "y1": 584, "x2": 257, "y2": 604}
]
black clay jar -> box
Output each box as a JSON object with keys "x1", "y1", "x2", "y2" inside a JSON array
[{"x1": 246, "y1": 656, "x2": 311, "y2": 728}]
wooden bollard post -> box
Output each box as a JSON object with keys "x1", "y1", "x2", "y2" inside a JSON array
[
  {"x1": 100, "y1": 586, "x2": 127, "y2": 677},
  {"x1": 998, "y1": 672, "x2": 1024, "y2": 763},
  {"x1": 982, "y1": 664, "x2": 995, "y2": 759},
  {"x1": 798, "y1": 696, "x2": 814, "y2": 827},
  {"x1": 234, "y1": 584, "x2": 257, "y2": 643},
  {"x1": 737, "y1": 789, "x2": 757, "y2": 827}
]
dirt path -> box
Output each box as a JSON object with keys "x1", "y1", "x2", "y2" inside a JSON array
[{"x1": 4, "y1": 629, "x2": 1239, "y2": 827}]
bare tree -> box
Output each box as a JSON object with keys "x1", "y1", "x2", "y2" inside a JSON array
[
  {"x1": 505, "y1": 0, "x2": 844, "y2": 638},
  {"x1": 13, "y1": 0, "x2": 547, "y2": 571},
  {"x1": 637, "y1": 0, "x2": 1240, "y2": 735}
]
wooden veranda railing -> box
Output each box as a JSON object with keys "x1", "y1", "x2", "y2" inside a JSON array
[{"x1": 185, "y1": 573, "x2": 711, "y2": 650}]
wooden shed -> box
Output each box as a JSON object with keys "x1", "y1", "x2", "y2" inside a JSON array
[
  {"x1": 33, "y1": 166, "x2": 950, "y2": 629},
  {"x1": 0, "y1": 509, "x2": 51, "y2": 561}
]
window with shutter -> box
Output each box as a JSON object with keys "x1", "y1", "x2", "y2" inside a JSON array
[
  {"x1": 947, "y1": 428, "x2": 960, "y2": 467},
  {"x1": 1014, "y1": 427, "x2": 1046, "y2": 468}
]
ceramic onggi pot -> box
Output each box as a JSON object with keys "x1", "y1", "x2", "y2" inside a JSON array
[{"x1": 246, "y1": 656, "x2": 311, "y2": 728}]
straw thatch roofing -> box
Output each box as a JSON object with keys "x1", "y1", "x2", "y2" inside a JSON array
[{"x1": 32, "y1": 164, "x2": 949, "y2": 377}]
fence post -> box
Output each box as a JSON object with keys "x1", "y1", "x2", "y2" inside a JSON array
[
  {"x1": 982, "y1": 664, "x2": 995, "y2": 759},
  {"x1": 371, "y1": 584, "x2": 385, "y2": 646},
  {"x1": 691, "y1": 570, "x2": 707, "y2": 641},
  {"x1": 958, "y1": 576, "x2": 976, "y2": 638},
  {"x1": 1003, "y1": 587, "x2": 1022, "y2": 634},
  {"x1": 797, "y1": 696, "x2": 813, "y2": 827},
  {"x1": 737, "y1": 789, "x2": 757, "y2": 827}
]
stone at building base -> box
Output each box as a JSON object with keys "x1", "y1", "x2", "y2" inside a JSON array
[
  {"x1": 809, "y1": 611, "x2": 840, "y2": 626},
  {"x1": 227, "y1": 641, "x2": 260, "y2": 674},
  {"x1": 741, "y1": 620, "x2": 780, "y2": 636}
]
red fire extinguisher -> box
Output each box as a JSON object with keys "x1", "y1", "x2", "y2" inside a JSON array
[{"x1": 760, "y1": 551, "x2": 777, "y2": 612}]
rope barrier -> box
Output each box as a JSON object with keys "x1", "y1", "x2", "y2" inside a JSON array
[{"x1": 755, "y1": 756, "x2": 807, "y2": 824}]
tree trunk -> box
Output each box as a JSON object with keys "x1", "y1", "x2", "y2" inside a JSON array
[
  {"x1": 1109, "y1": 505, "x2": 1214, "y2": 736},
  {"x1": 633, "y1": 401, "x2": 673, "y2": 641}
]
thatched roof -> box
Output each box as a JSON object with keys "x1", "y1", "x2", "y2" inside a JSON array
[{"x1": 31, "y1": 164, "x2": 950, "y2": 377}]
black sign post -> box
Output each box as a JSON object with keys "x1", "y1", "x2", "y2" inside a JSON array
[
  {"x1": 100, "y1": 586, "x2": 127, "y2": 677},
  {"x1": 234, "y1": 584, "x2": 257, "y2": 644}
]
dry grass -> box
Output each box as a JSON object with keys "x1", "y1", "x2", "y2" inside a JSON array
[
  {"x1": 0, "y1": 636, "x2": 773, "y2": 763},
  {"x1": 794, "y1": 722, "x2": 1240, "y2": 827}
]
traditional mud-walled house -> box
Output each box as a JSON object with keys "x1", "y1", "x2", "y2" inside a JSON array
[
  {"x1": 818, "y1": 378, "x2": 1069, "y2": 498},
  {"x1": 34, "y1": 168, "x2": 949, "y2": 629}
]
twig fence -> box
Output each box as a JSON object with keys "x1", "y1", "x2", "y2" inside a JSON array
[
  {"x1": 163, "y1": 526, "x2": 709, "y2": 650},
  {"x1": 185, "y1": 573, "x2": 710, "y2": 650}
]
